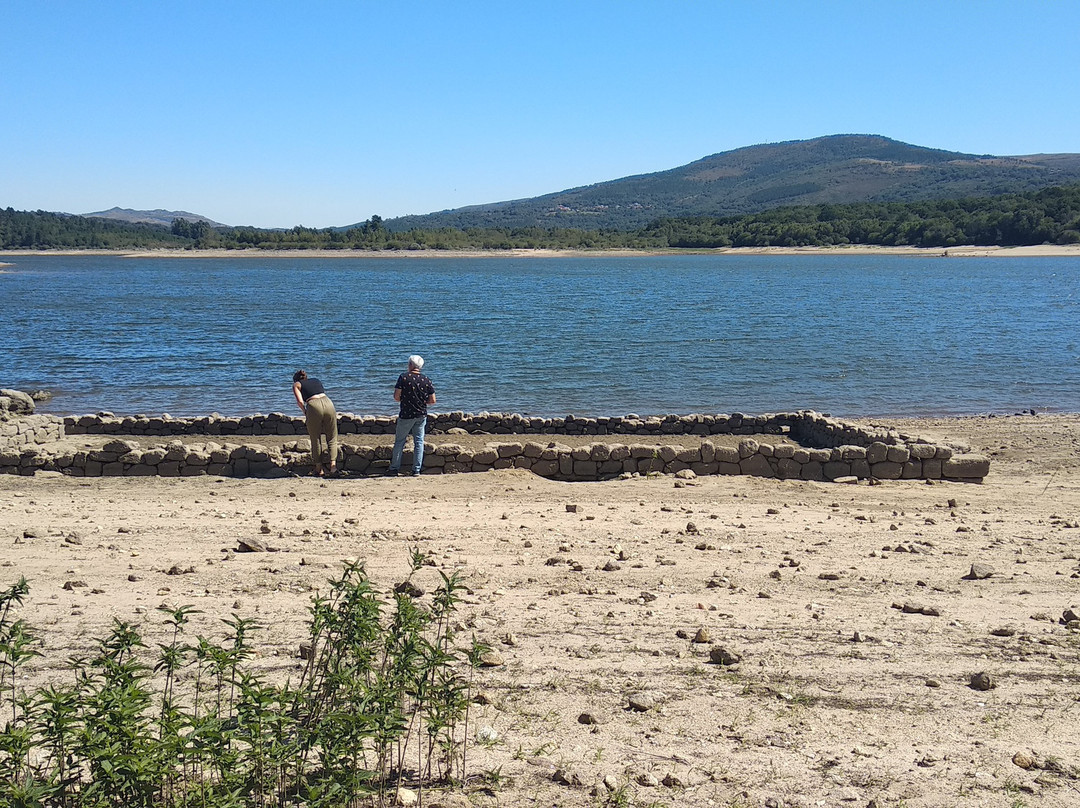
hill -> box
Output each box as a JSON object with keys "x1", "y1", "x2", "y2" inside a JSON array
[
  {"x1": 82, "y1": 207, "x2": 226, "y2": 228},
  {"x1": 380, "y1": 135, "x2": 1080, "y2": 232}
]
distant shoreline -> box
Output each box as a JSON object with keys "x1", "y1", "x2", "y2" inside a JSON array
[{"x1": 4, "y1": 244, "x2": 1080, "y2": 259}]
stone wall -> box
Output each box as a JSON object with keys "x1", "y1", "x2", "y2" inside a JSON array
[
  {"x1": 64, "y1": 411, "x2": 798, "y2": 438},
  {"x1": 2, "y1": 430, "x2": 989, "y2": 483},
  {"x1": 0, "y1": 389, "x2": 65, "y2": 454},
  {"x1": 0, "y1": 414, "x2": 65, "y2": 453},
  {"x1": 0, "y1": 398, "x2": 990, "y2": 481}
]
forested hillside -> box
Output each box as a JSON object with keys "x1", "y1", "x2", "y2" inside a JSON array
[
  {"x1": 382, "y1": 135, "x2": 1080, "y2": 232},
  {"x1": 0, "y1": 208, "x2": 189, "y2": 249},
  {"x1": 4, "y1": 184, "x2": 1080, "y2": 252}
]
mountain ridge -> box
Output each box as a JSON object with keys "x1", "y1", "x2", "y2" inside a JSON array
[
  {"x1": 378, "y1": 134, "x2": 1080, "y2": 232},
  {"x1": 81, "y1": 207, "x2": 225, "y2": 228}
]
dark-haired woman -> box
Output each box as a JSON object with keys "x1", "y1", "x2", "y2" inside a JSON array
[{"x1": 292, "y1": 370, "x2": 338, "y2": 477}]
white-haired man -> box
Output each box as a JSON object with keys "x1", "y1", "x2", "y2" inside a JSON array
[{"x1": 387, "y1": 354, "x2": 436, "y2": 477}]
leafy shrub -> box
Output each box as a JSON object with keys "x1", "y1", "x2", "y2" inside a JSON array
[{"x1": 0, "y1": 553, "x2": 488, "y2": 807}]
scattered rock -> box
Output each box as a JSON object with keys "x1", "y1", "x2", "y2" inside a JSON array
[
  {"x1": 969, "y1": 671, "x2": 996, "y2": 691},
  {"x1": 395, "y1": 787, "x2": 418, "y2": 806},
  {"x1": 636, "y1": 772, "x2": 659, "y2": 787},
  {"x1": 692, "y1": 627, "x2": 710, "y2": 643},
  {"x1": 628, "y1": 691, "x2": 665, "y2": 711},
  {"x1": 475, "y1": 725, "x2": 499, "y2": 743},
  {"x1": 964, "y1": 562, "x2": 995, "y2": 580},
  {"x1": 990, "y1": 626, "x2": 1016, "y2": 637},
  {"x1": 1013, "y1": 750, "x2": 1037, "y2": 770},
  {"x1": 299, "y1": 642, "x2": 314, "y2": 660},
  {"x1": 553, "y1": 768, "x2": 584, "y2": 787},
  {"x1": 578, "y1": 711, "x2": 609, "y2": 725},
  {"x1": 478, "y1": 650, "x2": 505, "y2": 668},
  {"x1": 708, "y1": 645, "x2": 742, "y2": 666},
  {"x1": 62, "y1": 580, "x2": 87, "y2": 591},
  {"x1": 394, "y1": 580, "x2": 424, "y2": 598},
  {"x1": 565, "y1": 504, "x2": 581, "y2": 513},
  {"x1": 237, "y1": 538, "x2": 270, "y2": 553}
]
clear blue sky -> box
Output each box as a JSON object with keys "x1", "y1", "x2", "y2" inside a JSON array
[{"x1": 3, "y1": 1, "x2": 1078, "y2": 229}]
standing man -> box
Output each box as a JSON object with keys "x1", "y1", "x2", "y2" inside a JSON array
[{"x1": 387, "y1": 354, "x2": 436, "y2": 477}]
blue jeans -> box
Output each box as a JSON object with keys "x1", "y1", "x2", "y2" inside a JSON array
[{"x1": 390, "y1": 416, "x2": 426, "y2": 474}]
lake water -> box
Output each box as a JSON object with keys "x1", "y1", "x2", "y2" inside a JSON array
[{"x1": 2, "y1": 253, "x2": 1077, "y2": 418}]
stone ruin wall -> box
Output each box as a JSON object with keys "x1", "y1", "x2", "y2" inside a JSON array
[{"x1": 0, "y1": 402, "x2": 991, "y2": 482}]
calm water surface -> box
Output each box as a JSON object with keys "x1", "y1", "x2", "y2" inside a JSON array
[{"x1": 2, "y1": 254, "x2": 1078, "y2": 418}]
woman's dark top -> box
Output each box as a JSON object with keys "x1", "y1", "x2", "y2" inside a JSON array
[{"x1": 299, "y1": 377, "x2": 326, "y2": 401}]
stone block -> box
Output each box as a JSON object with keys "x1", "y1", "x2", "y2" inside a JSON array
[
  {"x1": 943, "y1": 454, "x2": 990, "y2": 479},
  {"x1": 532, "y1": 459, "x2": 559, "y2": 476},
  {"x1": 800, "y1": 461, "x2": 824, "y2": 481},
  {"x1": 823, "y1": 461, "x2": 851, "y2": 480},
  {"x1": 715, "y1": 446, "x2": 740, "y2": 463},
  {"x1": 573, "y1": 460, "x2": 598, "y2": 476},
  {"x1": 740, "y1": 454, "x2": 774, "y2": 477},
  {"x1": 922, "y1": 458, "x2": 942, "y2": 479},
  {"x1": 738, "y1": 439, "x2": 759, "y2": 458},
  {"x1": 870, "y1": 461, "x2": 903, "y2": 480},
  {"x1": 886, "y1": 445, "x2": 911, "y2": 463},
  {"x1": 776, "y1": 458, "x2": 801, "y2": 479},
  {"x1": 866, "y1": 442, "x2": 889, "y2": 464},
  {"x1": 901, "y1": 460, "x2": 922, "y2": 479},
  {"x1": 909, "y1": 443, "x2": 937, "y2": 460},
  {"x1": 700, "y1": 441, "x2": 715, "y2": 463},
  {"x1": 772, "y1": 444, "x2": 795, "y2": 459}
]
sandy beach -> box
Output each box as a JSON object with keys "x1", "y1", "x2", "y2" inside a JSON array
[
  {"x1": 3, "y1": 244, "x2": 1080, "y2": 260},
  {"x1": 3, "y1": 413, "x2": 1080, "y2": 806}
]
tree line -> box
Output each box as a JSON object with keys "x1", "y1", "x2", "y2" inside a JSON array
[{"x1": 4, "y1": 183, "x2": 1080, "y2": 251}]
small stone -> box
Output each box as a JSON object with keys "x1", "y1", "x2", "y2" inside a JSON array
[
  {"x1": 127, "y1": 574, "x2": 141, "y2": 582},
  {"x1": 566, "y1": 504, "x2": 581, "y2": 513},
  {"x1": 65, "y1": 534, "x2": 83, "y2": 546},
  {"x1": 636, "y1": 772, "x2": 659, "y2": 787},
  {"x1": 237, "y1": 538, "x2": 269, "y2": 553},
  {"x1": 662, "y1": 773, "x2": 686, "y2": 788},
  {"x1": 1063, "y1": 608, "x2": 1080, "y2": 623},
  {"x1": 628, "y1": 691, "x2": 661, "y2": 711},
  {"x1": 692, "y1": 627, "x2": 710, "y2": 643},
  {"x1": 478, "y1": 650, "x2": 505, "y2": 668},
  {"x1": 578, "y1": 711, "x2": 609, "y2": 725},
  {"x1": 925, "y1": 678, "x2": 941, "y2": 688},
  {"x1": 299, "y1": 642, "x2": 314, "y2": 660},
  {"x1": 965, "y1": 562, "x2": 995, "y2": 580},
  {"x1": 601, "y1": 560, "x2": 621, "y2": 572},
  {"x1": 62, "y1": 580, "x2": 87, "y2": 590},
  {"x1": 475, "y1": 725, "x2": 498, "y2": 743},
  {"x1": 709, "y1": 645, "x2": 742, "y2": 666},
  {"x1": 394, "y1": 581, "x2": 425, "y2": 598},
  {"x1": 685, "y1": 521, "x2": 699, "y2": 534},
  {"x1": 990, "y1": 626, "x2": 1016, "y2": 637},
  {"x1": 818, "y1": 572, "x2": 842, "y2": 581},
  {"x1": 969, "y1": 671, "x2": 996, "y2": 691},
  {"x1": 1012, "y1": 751, "x2": 1037, "y2": 770},
  {"x1": 553, "y1": 768, "x2": 584, "y2": 787},
  {"x1": 395, "y1": 787, "x2": 418, "y2": 806}
]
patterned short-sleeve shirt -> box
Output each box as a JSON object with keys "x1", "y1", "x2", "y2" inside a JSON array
[{"x1": 396, "y1": 372, "x2": 435, "y2": 419}]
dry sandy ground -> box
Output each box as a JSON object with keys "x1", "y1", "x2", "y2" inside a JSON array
[{"x1": 3, "y1": 414, "x2": 1080, "y2": 808}]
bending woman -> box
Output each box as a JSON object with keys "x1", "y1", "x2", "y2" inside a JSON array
[{"x1": 292, "y1": 369, "x2": 339, "y2": 476}]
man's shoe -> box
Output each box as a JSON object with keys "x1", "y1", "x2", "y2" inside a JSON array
[{"x1": 385, "y1": 469, "x2": 399, "y2": 477}]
